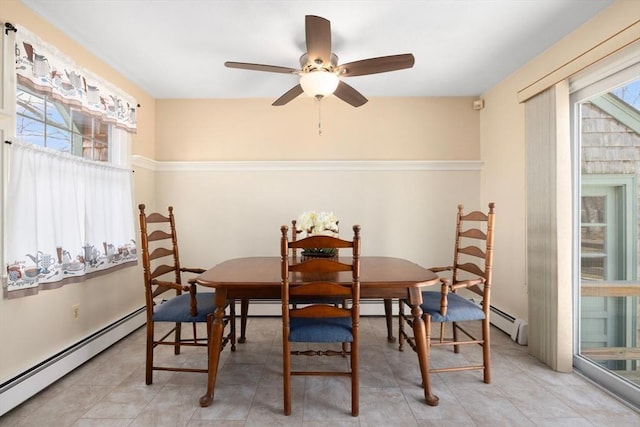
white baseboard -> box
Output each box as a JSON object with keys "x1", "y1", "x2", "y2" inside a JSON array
[{"x1": 0, "y1": 308, "x2": 146, "y2": 416}]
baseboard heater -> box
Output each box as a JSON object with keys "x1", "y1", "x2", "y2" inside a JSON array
[
  {"x1": 468, "y1": 299, "x2": 527, "y2": 345},
  {"x1": 489, "y1": 305, "x2": 528, "y2": 345},
  {"x1": 0, "y1": 307, "x2": 146, "y2": 417}
]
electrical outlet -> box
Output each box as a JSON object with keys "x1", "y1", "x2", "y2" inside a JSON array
[{"x1": 72, "y1": 304, "x2": 80, "y2": 319}]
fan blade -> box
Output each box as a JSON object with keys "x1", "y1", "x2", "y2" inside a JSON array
[
  {"x1": 334, "y1": 81, "x2": 368, "y2": 108},
  {"x1": 305, "y1": 15, "x2": 332, "y2": 67},
  {"x1": 337, "y1": 54, "x2": 415, "y2": 77},
  {"x1": 272, "y1": 84, "x2": 304, "y2": 106},
  {"x1": 225, "y1": 61, "x2": 298, "y2": 74}
]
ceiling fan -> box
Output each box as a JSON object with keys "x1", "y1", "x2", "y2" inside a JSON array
[{"x1": 225, "y1": 15, "x2": 415, "y2": 108}]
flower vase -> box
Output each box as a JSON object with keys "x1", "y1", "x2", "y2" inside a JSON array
[{"x1": 302, "y1": 230, "x2": 338, "y2": 259}]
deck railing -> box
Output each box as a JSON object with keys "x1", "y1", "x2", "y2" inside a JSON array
[
  {"x1": 580, "y1": 281, "x2": 640, "y2": 363},
  {"x1": 581, "y1": 280, "x2": 640, "y2": 297}
]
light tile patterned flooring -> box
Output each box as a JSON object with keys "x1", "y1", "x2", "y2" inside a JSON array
[{"x1": 2, "y1": 316, "x2": 639, "y2": 426}]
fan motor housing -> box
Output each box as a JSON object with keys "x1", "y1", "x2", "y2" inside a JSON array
[{"x1": 299, "y1": 53, "x2": 338, "y2": 73}]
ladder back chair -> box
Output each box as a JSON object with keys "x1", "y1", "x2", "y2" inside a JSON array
[
  {"x1": 138, "y1": 204, "x2": 236, "y2": 385},
  {"x1": 281, "y1": 224, "x2": 361, "y2": 416},
  {"x1": 291, "y1": 220, "x2": 394, "y2": 342},
  {"x1": 399, "y1": 202, "x2": 495, "y2": 384}
]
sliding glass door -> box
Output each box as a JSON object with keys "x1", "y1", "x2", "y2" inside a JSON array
[{"x1": 572, "y1": 67, "x2": 639, "y2": 405}]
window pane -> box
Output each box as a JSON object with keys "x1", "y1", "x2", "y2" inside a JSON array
[
  {"x1": 16, "y1": 89, "x2": 44, "y2": 120},
  {"x1": 16, "y1": 116, "x2": 45, "y2": 146},
  {"x1": 95, "y1": 121, "x2": 108, "y2": 145},
  {"x1": 84, "y1": 141, "x2": 109, "y2": 161},
  {"x1": 581, "y1": 252, "x2": 605, "y2": 280},
  {"x1": 71, "y1": 133, "x2": 83, "y2": 157},
  {"x1": 46, "y1": 99, "x2": 69, "y2": 128},
  {"x1": 46, "y1": 124, "x2": 72, "y2": 153},
  {"x1": 581, "y1": 196, "x2": 605, "y2": 223},
  {"x1": 82, "y1": 138, "x2": 95, "y2": 160},
  {"x1": 577, "y1": 74, "x2": 639, "y2": 395},
  {"x1": 71, "y1": 110, "x2": 93, "y2": 135},
  {"x1": 94, "y1": 140, "x2": 108, "y2": 161},
  {"x1": 15, "y1": 84, "x2": 111, "y2": 162},
  {"x1": 611, "y1": 81, "x2": 640, "y2": 112}
]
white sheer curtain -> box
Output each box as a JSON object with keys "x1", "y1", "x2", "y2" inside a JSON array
[{"x1": 5, "y1": 141, "x2": 137, "y2": 297}]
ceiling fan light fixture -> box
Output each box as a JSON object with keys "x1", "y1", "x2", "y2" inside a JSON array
[
  {"x1": 300, "y1": 70, "x2": 339, "y2": 99},
  {"x1": 226, "y1": 16, "x2": 414, "y2": 107}
]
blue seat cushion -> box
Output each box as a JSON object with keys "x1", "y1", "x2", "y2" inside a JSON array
[
  {"x1": 421, "y1": 291, "x2": 485, "y2": 323},
  {"x1": 289, "y1": 316, "x2": 353, "y2": 343},
  {"x1": 152, "y1": 292, "x2": 215, "y2": 323}
]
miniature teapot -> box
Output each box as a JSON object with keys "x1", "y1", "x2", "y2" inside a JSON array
[
  {"x1": 25, "y1": 251, "x2": 42, "y2": 265},
  {"x1": 65, "y1": 69, "x2": 82, "y2": 89}
]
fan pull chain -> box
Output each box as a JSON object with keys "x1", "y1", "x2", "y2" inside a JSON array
[{"x1": 317, "y1": 96, "x2": 323, "y2": 136}]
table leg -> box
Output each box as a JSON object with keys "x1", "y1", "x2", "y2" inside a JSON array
[
  {"x1": 384, "y1": 298, "x2": 396, "y2": 342},
  {"x1": 408, "y1": 288, "x2": 439, "y2": 406},
  {"x1": 239, "y1": 298, "x2": 249, "y2": 343},
  {"x1": 199, "y1": 289, "x2": 228, "y2": 407}
]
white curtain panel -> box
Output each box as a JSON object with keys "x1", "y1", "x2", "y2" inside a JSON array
[
  {"x1": 5, "y1": 141, "x2": 137, "y2": 297},
  {"x1": 525, "y1": 83, "x2": 573, "y2": 372}
]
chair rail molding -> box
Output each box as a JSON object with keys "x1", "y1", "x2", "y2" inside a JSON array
[{"x1": 132, "y1": 156, "x2": 483, "y2": 172}]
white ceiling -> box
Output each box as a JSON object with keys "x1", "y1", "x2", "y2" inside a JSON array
[{"x1": 20, "y1": 0, "x2": 615, "y2": 100}]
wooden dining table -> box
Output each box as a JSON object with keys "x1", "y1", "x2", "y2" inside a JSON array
[{"x1": 195, "y1": 256, "x2": 440, "y2": 408}]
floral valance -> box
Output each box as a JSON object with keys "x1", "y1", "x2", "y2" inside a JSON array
[{"x1": 14, "y1": 24, "x2": 137, "y2": 133}]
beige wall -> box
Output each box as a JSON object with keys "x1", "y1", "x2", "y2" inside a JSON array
[
  {"x1": 147, "y1": 96, "x2": 483, "y2": 305},
  {"x1": 155, "y1": 97, "x2": 479, "y2": 161},
  {"x1": 480, "y1": 73, "x2": 528, "y2": 318},
  {"x1": 143, "y1": 165, "x2": 482, "y2": 268}
]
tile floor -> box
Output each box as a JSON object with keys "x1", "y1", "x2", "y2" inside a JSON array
[{"x1": 1, "y1": 316, "x2": 639, "y2": 426}]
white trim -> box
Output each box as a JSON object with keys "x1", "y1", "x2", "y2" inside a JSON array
[
  {"x1": 518, "y1": 22, "x2": 640, "y2": 102},
  {"x1": 569, "y1": 41, "x2": 640, "y2": 94},
  {"x1": 132, "y1": 156, "x2": 483, "y2": 173}
]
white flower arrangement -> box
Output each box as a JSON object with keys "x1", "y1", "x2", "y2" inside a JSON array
[{"x1": 296, "y1": 210, "x2": 339, "y2": 236}]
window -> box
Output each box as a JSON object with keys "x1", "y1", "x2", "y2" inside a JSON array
[
  {"x1": 3, "y1": 23, "x2": 138, "y2": 298},
  {"x1": 581, "y1": 176, "x2": 636, "y2": 281},
  {"x1": 580, "y1": 176, "x2": 637, "y2": 373},
  {"x1": 571, "y1": 56, "x2": 640, "y2": 406},
  {"x1": 16, "y1": 84, "x2": 110, "y2": 161}
]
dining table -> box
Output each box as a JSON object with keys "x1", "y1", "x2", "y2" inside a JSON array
[{"x1": 195, "y1": 255, "x2": 440, "y2": 408}]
